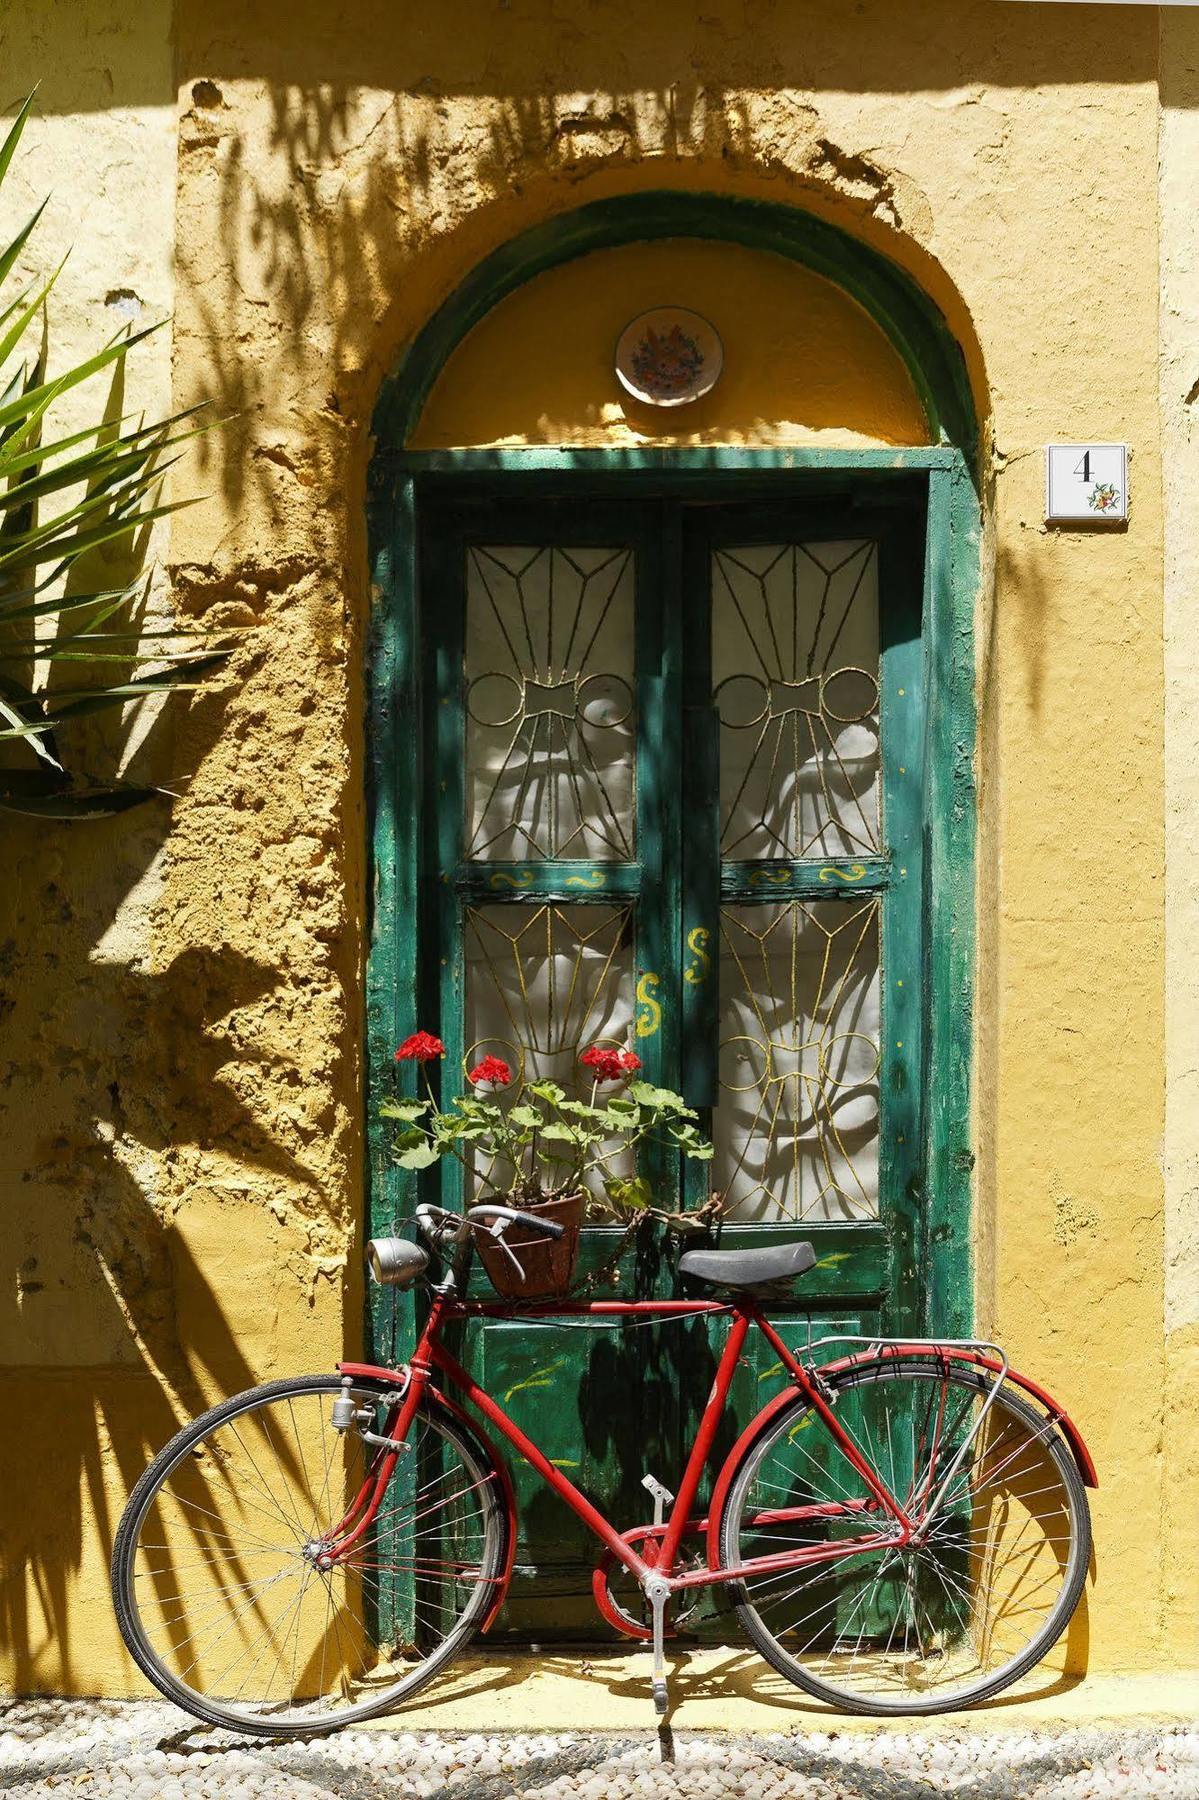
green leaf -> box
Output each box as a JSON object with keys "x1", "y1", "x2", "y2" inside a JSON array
[
  {"x1": 451, "y1": 1094, "x2": 497, "y2": 1117},
  {"x1": 603, "y1": 1176, "x2": 652, "y2": 1211},
  {"x1": 627, "y1": 1081, "x2": 691, "y2": 1115},
  {"x1": 20, "y1": 652, "x2": 225, "y2": 728},
  {"x1": 0, "y1": 785, "x2": 164, "y2": 818},
  {"x1": 668, "y1": 1122, "x2": 714, "y2": 1161},
  {"x1": 528, "y1": 1080, "x2": 565, "y2": 1105},
  {"x1": 0, "y1": 255, "x2": 62, "y2": 375},
  {"x1": 378, "y1": 1098, "x2": 430, "y2": 1122},
  {"x1": 507, "y1": 1105, "x2": 542, "y2": 1130},
  {"x1": 0, "y1": 491, "x2": 196, "y2": 575},
  {"x1": 0, "y1": 581, "x2": 137, "y2": 622},
  {"x1": 597, "y1": 1106, "x2": 642, "y2": 1130},
  {"x1": 0, "y1": 401, "x2": 209, "y2": 487},
  {"x1": 539, "y1": 1122, "x2": 584, "y2": 1144},
  {"x1": 431, "y1": 1116, "x2": 469, "y2": 1142},
  {"x1": 0, "y1": 198, "x2": 47, "y2": 295},
  {"x1": 0, "y1": 93, "x2": 36, "y2": 191},
  {"x1": 0, "y1": 322, "x2": 163, "y2": 436},
  {"x1": 0, "y1": 769, "x2": 169, "y2": 818},
  {"x1": 392, "y1": 1141, "x2": 442, "y2": 1170},
  {"x1": 0, "y1": 686, "x2": 61, "y2": 765}
]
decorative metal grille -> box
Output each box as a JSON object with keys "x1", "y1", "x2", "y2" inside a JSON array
[
  {"x1": 715, "y1": 898, "x2": 881, "y2": 1223},
  {"x1": 465, "y1": 545, "x2": 636, "y2": 861},
  {"x1": 713, "y1": 541, "x2": 880, "y2": 862},
  {"x1": 463, "y1": 903, "x2": 634, "y2": 1089},
  {"x1": 462, "y1": 903, "x2": 636, "y2": 1199}
]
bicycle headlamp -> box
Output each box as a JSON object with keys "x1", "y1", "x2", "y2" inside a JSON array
[{"x1": 366, "y1": 1236, "x2": 429, "y2": 1287}]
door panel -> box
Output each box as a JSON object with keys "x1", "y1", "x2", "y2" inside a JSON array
[
  {"x1": 711, "y1": 539, "x2": 881, "y2": 863},
  {"x1": 715, "y1": 895, "x2": 881, "y2": 1223},
  {"x1": 415, "y1": 493, "x2": 928, "y2": 1641},
  {"x1": 463, "y1": 543, "x2": 638, "y2": 861},
  {"x1": 463, "y1": 901, "x2": 635, "y2": 1097}
]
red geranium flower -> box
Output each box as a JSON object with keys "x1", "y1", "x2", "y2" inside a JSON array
[
  {"x1": 395, "y1": 1031, "x2": 445, "y2": 1063},
  {"x1": 467, "y1": 1054, "x2": 512, "y2": 1088},
  {"x1": 580, "y1": 1045, "x2": 641, "y2": 1083}
]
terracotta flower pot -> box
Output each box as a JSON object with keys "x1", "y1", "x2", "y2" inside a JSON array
[{"x1": 474, "y1": 1191, "x2": 584, "y2": 1299}]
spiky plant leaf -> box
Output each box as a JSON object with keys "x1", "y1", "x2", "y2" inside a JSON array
[{"x1": 0, "y1": 91, "x2": 229, "y2": 814}]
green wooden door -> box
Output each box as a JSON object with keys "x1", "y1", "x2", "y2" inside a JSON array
[{"x1": 412, "y1": 489, "x2": 933, "y2": 1638}]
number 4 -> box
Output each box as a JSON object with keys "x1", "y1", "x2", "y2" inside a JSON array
[{"x1": 1074, "y1": 451, "x2": 1092, "y2": 483}]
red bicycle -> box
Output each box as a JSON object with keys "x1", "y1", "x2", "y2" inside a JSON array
[{"x1": 113, "y1": 1203, "x2": 1095, "y2": 1737}]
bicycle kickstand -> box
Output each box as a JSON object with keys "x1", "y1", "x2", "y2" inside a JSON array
[{"x1": 644, "y1": 1575, "x2": 671, "y2": 1715}]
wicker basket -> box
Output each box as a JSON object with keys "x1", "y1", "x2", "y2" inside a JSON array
[{"x1": 474, "y1": 1191, "x2": 584, "y2": 1299}]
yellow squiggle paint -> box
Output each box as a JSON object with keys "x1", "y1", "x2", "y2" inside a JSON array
[
  {"x1": 684, "y1": 925, "x2": 711, "y2": 986},
  {"x1": 635, "y1": 971, "x2": 662, "y2": 1038}
]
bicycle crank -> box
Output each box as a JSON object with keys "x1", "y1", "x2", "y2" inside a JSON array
[{"x1": 592, "y1": 1525, "x2": 706, "y2": 1641}]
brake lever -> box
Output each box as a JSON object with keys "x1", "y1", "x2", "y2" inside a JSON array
[
  {"x1": 487, "y1": 1217, "x2": 527, "y2": 1279},
  {"x1": 415, "y1": 1205, "x2": 470, "y2": 1248}
]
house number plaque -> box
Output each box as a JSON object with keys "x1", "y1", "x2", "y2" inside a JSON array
[{"x1": 1045, "y1": 443, "x2": 1128, "y2": 523}]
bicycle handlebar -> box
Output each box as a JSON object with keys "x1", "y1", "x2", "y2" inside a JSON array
[
  {"x1": 414, "y1": 1201, "x2": 566, "y2": 1243},
  {"x1": 467, "y1": 1203, "x2": 567, "y2": 1241}
]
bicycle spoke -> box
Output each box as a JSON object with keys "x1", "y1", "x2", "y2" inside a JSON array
[
  {"x1": 119, "y1": 1381, "x2": 502, "y2": 1731},
  {"x1": 728, "y1": 1364, "x2": 1087, "y2": 1712}
]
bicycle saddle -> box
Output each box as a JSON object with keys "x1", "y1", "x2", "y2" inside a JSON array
[{"x1": 677, "y1": 1240, "x2": 816, "y2": 1289}]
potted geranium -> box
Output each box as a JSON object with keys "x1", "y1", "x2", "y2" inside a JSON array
[{"x1": 381, "y1": 1033, "x2": 715, "y2": 1295}]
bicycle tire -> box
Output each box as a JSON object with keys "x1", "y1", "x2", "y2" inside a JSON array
[
  {"x1": 719, "y1": 1358, "x2": 1091, "y2": 1715},
  {"x1": 111, "y1": 1373, "x2": 508, "y2": 1737}
]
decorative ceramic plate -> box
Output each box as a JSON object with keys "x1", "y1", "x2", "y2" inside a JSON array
[{"x1": 615, "y1": 307, "x2": 723, "y2": 407}]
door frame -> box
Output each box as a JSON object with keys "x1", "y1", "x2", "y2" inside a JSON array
[
  {"x1": 365, "y1": 192, "x2": 981, "y2": 1371},
  {"x1": 367, "y1": 452, "x2": 978, "y2": 1365}
]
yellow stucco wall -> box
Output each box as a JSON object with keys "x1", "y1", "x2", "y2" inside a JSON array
[
  {"x1": 1158, "y1": 8, "x2": 1199, "y2": 1674},
  {"x1": 2, "y1": 0, "x2": 1195, "y2": 1701}
]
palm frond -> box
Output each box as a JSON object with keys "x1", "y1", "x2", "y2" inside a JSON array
[{"x1": 0, "y1": 90, "x2": 230, "y2": 817}]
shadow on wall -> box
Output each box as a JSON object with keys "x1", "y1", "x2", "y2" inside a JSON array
[
  {"x1": 0, "y1": 14, "x2": 363, "y2": 1689},
  {"x1": 160, "y1": 0, "x2": 1170, "y2": 531},
  {"x1": 1, "y1": 517, "x2": 350, "y2": 1687}
]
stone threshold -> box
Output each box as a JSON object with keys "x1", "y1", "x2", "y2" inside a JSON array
[{"x1": 358, "y1": 1650, "x2": 1199, "y2": 1735}]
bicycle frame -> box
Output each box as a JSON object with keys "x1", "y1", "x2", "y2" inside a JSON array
[{"x1": 333, "y1": 1292, "x2": 923, "y2": 1604}]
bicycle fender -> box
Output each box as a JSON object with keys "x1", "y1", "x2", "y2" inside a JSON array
[
  {"x1": 706, "y1": 1386, "x2": 797, "y2": 1573},
  {"x1": 817, "y1": 1346, "x2": 1099, "y2": 1489},
  {"x1": 336, "y1": 1361, "x2": 519, "y2": 1631},
  {"x1": 424, "y1": 1387, "x2": 519, "y2": 1631},
  {"x1": 705, "y1": 1348, "x2": 1098, "y2": 1571}
]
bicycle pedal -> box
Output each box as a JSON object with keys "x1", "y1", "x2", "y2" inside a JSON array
[
  {"x1": 642, "y1": 1473, "x2": 674, "y2": 1527},
  {"x1": 652, "y1": 1679, "x2": 669, "y2": 1715}
]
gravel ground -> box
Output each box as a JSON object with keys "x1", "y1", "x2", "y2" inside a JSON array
[{"x1": 1, "y1": 1702, "x2": 1197, "y2": 1800}]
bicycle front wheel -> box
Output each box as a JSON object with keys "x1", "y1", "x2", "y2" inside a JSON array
[
  {"x1": 720, "y1": 1359, "x2": 1090, "y2": 1714},
  {"x1": 112, "y1": 1374, "x2": 506, "y2": 1736}
]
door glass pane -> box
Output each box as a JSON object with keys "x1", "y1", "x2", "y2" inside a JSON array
[
  {"x1": 715, "y1": 898, "x2": 880, "y2": 1222},
  {"x1": 713, "y1": 541, "x2": 880, "y2": 861},
  {"x1": 465, "y1": 545, "x2": 636, "y2": 860},
  {"x1": 462, "y1": 902, "x2": 635, "y2": 1201}
]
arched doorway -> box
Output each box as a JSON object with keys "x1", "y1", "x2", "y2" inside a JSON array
[{"x1": 366, "y1": 192, "x2": 981, "y2": 1643}]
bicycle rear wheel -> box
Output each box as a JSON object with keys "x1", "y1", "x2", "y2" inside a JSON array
[
  {"x1": 112, "y1": 1374, "x2": 506, "y2": 1736},
  {"x1": 720, "y1": 1359, "x2": 1090, "y2": 1714}
]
